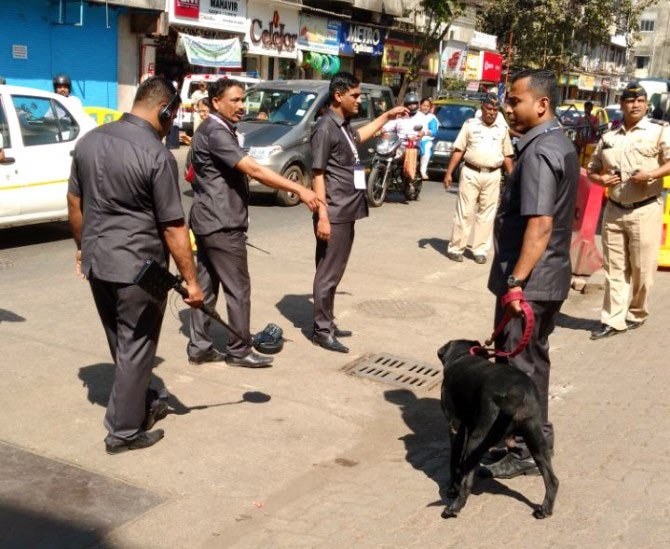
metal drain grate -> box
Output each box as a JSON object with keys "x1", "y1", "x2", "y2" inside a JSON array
[{"x1": 343, "y1": 353, "x2": 442, "y2": 390}]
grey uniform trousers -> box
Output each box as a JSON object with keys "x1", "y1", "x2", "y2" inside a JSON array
[
  {"x1": 494, "y1": 298, "x2": 563, "y2": 451},
  {"x1": 313, "y1": 221, "x2": 355, "y2": 336},
  {"x1": 89, "y1": 277, "x2": 165, "y2": 443},
  {"x1": 188, "y1": 229, "x2": 252, "y2": 358}
]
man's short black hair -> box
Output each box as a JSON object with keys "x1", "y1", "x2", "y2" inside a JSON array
[
  {"x1": 134, "y1": 76, "x2": 178, "y2": 107},
  {"x1": 208, "y1": 78, "x2": 244, "y2": 100},
  {"x1": 584, "y1": 101, "x2": 593, "y2": 109},
  {"x1": 329, "y1": 71, "x2": 360, "y2": 102},
  {"x1": 510, "y1": 69, "x2": 558, "y2": 112}
]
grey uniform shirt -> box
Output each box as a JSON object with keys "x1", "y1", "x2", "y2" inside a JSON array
[
  {"x1": 68, "y1": 113, "x2": 184, "y2": 283},
  {"x1": 311, "y1": 109, "x2": 368, "y2": 224},
  {"x1": 488, "y1": 118, "x2": 579, "y2": 300},
  {"x1": 189, "y1": 112, "x2": 248, "y2": 234}
]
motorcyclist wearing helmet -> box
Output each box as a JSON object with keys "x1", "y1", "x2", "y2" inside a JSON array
[
  {"x1": 382, "y1": 91, "x2": 428, "y2": 142},
  {"x1": 52, "y1": 73, "x2": 83, "y2": 111}
]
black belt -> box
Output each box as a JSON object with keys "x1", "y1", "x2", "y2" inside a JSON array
[
  {"x1": 463, "y1": 161, "x2": 500, "y2": 173},
  {"x1": 608, "y1": 196, "x2": 659, "y2": 210}
]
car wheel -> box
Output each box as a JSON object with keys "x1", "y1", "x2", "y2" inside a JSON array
[{"x1": 276, "y1": 165, "x2": 305, "y2": 207}]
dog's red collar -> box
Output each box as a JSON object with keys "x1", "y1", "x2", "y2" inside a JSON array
[{"x1": 470, "y1": 291, "x2": 534, "y2": 359}]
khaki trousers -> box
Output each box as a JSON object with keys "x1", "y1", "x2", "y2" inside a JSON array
[
  {"x1": 601, "y1": 199, "x2": 663, "y2": 330},
  {"x1": 448, "y1": 165, "x2": 501, "y2": 256}
]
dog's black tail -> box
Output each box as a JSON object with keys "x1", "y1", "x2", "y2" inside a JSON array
[{"x1": 493, "y1": 386, "x2": 526, "y2": 418}]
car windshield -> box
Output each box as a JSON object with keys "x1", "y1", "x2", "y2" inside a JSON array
[
  {"x1": 242, "y1": 89, "x2": 318, "y2": 125},
  {"x1": 606, "y1": 107, "x2": 623, "y2": 122},
  {"x1": 434, "y1": 104, "x2": 476, "y2": 129}
]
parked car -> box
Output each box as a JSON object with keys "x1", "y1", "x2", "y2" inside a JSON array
[
  {"x1": 179, "y1": 73, "x2": 262, "y2": 135},
  {"x1": 238, "y1": 80, "x2": 395, "y2": 206},
  {"x1": 0, "y1": 84, "x2": 97, "y2": 229},
  {"x1": 427, "y1": 96, "x2": 508, "y2": 178}
]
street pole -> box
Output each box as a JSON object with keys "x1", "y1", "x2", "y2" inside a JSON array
[{"x1": 437, "y1": 39, "x2": 443, "y2": 92}]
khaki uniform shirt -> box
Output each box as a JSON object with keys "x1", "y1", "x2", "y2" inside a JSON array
[
  {"x1": 453, "y1": 116, "x2": 514, "y2": 169},
  {"x1": 588, "y1": 117, "x2": 670, "y2": 204}
]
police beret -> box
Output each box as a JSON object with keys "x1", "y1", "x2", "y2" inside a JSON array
[
  {"x1": 482, "y1": 93, "x2": 500, "y2": 106},
  {"x1": 621, "y1": 83, "x2": 647, "y2": 99}
]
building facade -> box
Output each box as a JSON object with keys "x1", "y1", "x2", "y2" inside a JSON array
[{"x1": 630, "y1": 0, "x2": 670, "y2": 81}]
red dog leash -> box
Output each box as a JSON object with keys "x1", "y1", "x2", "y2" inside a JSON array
[{"x1": 470, "y1": 290, "x2": 535, "y2": 358}]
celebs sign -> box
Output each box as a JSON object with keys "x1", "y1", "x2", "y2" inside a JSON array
[{"x1": 245, "y1": 2, "x2": 299, "y2": 58}]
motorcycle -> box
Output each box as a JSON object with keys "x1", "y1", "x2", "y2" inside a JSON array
[{"x1": 366, "y1": 124, "x2": 424, "y2": 207}]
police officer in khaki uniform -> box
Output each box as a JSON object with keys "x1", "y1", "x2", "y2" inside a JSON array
[
  {"x1": 588, "y1": 83, "x2": 670, "y2": 339},
  {"x1": 444, "y1": 94, "x2": 514, "y2": 264}
]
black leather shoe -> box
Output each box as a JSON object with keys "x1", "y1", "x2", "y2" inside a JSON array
[
  {"x1": 225, "y1": 351, "x2": 273, "y2": 368},
  {"x1": 478, "y1": 452, "x2": 541, "y2": 479},
  {"x1": 590, "y1": 324, "x2": 626, "y2": 340},
  {"x1": 626, "y1": 320, "x2": 645, "y2": 330},
  {"x1": 142, "y1": 400, "x2": 168, "y2": 430},
  {"x1": 473, "y1": 255, "x2": 487, "y2": 264},
  {"x1": 333, "y1": 325, "x2": 352, "y2": 338},
  {"x1": 447, "y1": 251, "x2": 463, "y2": 262},
  {"x1": 105, "y1": 429, "x2": 164, "y2": 455},
  {"x1": 188, "y1": 348, "x2": 227, "y2": 365},
  {"x1": 312, "y1": 333, "x2": 349, "y2": 353}
]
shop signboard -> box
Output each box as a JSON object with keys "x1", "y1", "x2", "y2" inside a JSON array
[
  {"x1": 340, "y1": 23, "x2": 384, "y2": 56},
  {"x1": 297, "y1": 14, "x2": 340, "y2": 55},
  {"x1": 175, "y1": 0, "x2": 199, "y2": 20},
  {"x1": 466, "y1": 80, "x2": 480, "y2": 92},
  {"x1": 578, "y1": 74, "x2": 595, "y2": 91},
  {"x1": 200, "y1": 0, "x2": 247, "y2": 33},
  {"x1": 381, "y1": 39, "x2": 438, "y2": 76},
  {"x1": 245, "y1": 2, "x2": 299, "y2": 59},
  {"x1": 170, "y1": 0, "x2": 247, "y2": 32},
  {"x1": 470, "y1": 30, "x2": 497, "y2": 51},
  {"x1": 441, "y1": 40, "x2": 467, "y2": 78},
  {"x1": 464, "y1": 52, "x2": 479, "y2": 80},
  {"x1": 479, "y1": 51, "x2": 502, "y2": 82},
  {"x1": 179, "y1": 34, "x2": 242, "y2": 68}
]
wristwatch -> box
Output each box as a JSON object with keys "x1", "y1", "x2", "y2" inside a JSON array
[{"x1": 507, "y1": 274, "x2": 526, "y2": 288}]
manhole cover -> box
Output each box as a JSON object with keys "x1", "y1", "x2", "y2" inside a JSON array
[
  {"x1": 356, "y1": 299, "x2": 435, "y2": 319},
  {"x1": 343, "y1": 353, "x2": 442, "y2": 390},
  {"x1": 0, "y1": 260, "x2": 14, "y2": 270}
]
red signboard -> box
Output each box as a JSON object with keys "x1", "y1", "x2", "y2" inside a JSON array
[
  {"x1": 480, "y1": 51, "x2": 503, "y2": 83},
  {"x1": 175, "y1": 0, "x2": 199, "y2": 19}
]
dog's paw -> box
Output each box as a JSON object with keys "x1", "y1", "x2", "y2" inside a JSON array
[
  {"x1": 532, "y1": 506, "x2": 552, "y2": 519},
  {"x1": 441, "y1": 507, "x2": 459, "y2": 519}
]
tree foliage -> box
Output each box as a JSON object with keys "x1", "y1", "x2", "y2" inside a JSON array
[
  {"x1": 397, "y1": 0, "x2": 465, "y2": 101},
  {"x1": 478, "y1": 0, "x2": 659, "y2": 74}
]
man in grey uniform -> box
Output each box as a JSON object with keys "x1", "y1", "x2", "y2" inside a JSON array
[
  {"x1": 311, "y1": 72, "x2": 407, "y2": 353},
  {"x1": 67, "y1": 77, "x2": 204, "y2": 454},
  {"x1": 482, "y1": 69, "x2": 579, "y2": 478},
  {"x1": 188, "y1": 79, "x2": 319, "y2": 368}
]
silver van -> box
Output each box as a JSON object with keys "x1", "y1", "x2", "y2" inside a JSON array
[{"x1": 239, "y1": 80, "x2": 395, "y2": 206}]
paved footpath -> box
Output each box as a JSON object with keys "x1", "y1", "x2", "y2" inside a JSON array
[{"x1": 1, "y1": 172, "x2": 669, "y2": 548}]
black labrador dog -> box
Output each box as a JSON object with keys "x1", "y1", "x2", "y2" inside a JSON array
[{"x1": 437, "y1": 339, "x2": 558, "y2": 519}]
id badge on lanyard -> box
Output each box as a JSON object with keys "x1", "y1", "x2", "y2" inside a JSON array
[{"x1": 341, "y1": 126, "x2": 366, "y2": 190}]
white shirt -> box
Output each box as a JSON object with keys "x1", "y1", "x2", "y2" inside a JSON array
[{"x1": 382, "y1": 111, "x2": 429, "y2": 140}]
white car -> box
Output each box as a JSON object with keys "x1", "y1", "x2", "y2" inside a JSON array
[{"x1": 0, "y1": 84, "x2": 97, "y2": 228}]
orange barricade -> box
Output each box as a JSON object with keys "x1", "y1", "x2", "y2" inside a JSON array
[{"x1": 570, "y1": 167, "x2": 605, "y2": 276}]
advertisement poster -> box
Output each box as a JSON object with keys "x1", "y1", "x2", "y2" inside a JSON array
[
  {"x1": 381, "y1": 39, "x2": 438, "y2": 76},
  {"x1": 175, "y1": 0, "x2": 199, "y2": 19},
  {"x1": 340, "y1": 23, "x2": 384, "y2": 56},
  {"x1": 441, "y1": 40, "x2": 467, "y2": 78},
  {"x1": 464, "y1": 52, "x2": 480, "y2": 81},
  {"x1": 479, "y1": 51, "x2": 503, "y2": 82},
  {"x1": 179, "y1": 34, "x2": 242, "y2": 69},
  {"x1": 199, "y1": 0, "x2": 247, "y2": 33},
  {"x1": 297, "y1": 14, "x2": 340, "y2": 55}
]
